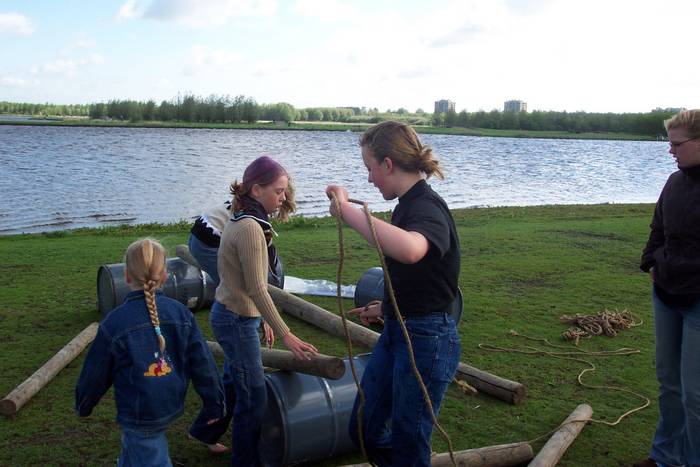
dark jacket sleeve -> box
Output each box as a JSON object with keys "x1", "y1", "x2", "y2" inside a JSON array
[
  {"x1": 75, "y1": 325, "x2": 114, "y2": 417},
  {"x1": 185, "y1": 316, "x2": 226, "y2": 420},
  {"x1": 640, "y1": 191, "x2": 665, "y2": 273}
]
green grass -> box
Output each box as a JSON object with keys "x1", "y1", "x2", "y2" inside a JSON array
[
  {"x1": 0, "y1": 117, "x2": 655, "y2": 141},
  {"x1": 0, "y1": 204, "x2": 658, "y2": 466}
]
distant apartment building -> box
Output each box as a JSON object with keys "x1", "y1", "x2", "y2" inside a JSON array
[
  {"x1": 504, "y1": 100, "x2": 527, "y2": 112},
  {"x1": 434, "y1": 99, "x2": 455, "y2": 114}
]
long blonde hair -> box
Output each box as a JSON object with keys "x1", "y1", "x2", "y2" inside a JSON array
[{"x1": 125, "y1": 238, "x2": 167, "y2": 353}]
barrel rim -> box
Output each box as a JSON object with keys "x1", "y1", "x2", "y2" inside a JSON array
[{"x1": 96, "y1": 264, "x2": 118, "y2": 318}]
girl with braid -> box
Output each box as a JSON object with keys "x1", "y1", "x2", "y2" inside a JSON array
[
  {"x1": 326, "y1": 121, "x2": 461, "y2": 467},
  {"x1": 76, "y1": 238, "x2": 225, "y2": 466}
]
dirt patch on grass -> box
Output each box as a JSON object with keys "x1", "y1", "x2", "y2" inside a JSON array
[
  {"x1": 546, "y1": 229, "x2": 629, "y2": 242},
  {"x1": 506, "y1": 273, "x2": 561, "y2": 295}
]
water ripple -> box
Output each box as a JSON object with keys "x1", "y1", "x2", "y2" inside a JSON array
[{"x1": 0, "y1": 125, "x2": 674, "y2": 234}]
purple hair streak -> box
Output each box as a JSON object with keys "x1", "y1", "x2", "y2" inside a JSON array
[{"x1": 242, "y1": 156, "x2": 287, "y2": 189}]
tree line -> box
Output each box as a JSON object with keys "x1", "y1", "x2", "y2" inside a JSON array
[
  {"x1": 433, "y1": 108, "x2": 675, "y2": 136},
  {"x1": 0, "y1": 95, "x2": 677, "y2": 136}
]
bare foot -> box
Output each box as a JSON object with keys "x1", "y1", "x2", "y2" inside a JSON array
[
  {"x1": 188, "y1": 434, "x2": 230, "y2": 454},
  {"x1": 205, "y1": 443, "x2": 229, "y2": 454}
]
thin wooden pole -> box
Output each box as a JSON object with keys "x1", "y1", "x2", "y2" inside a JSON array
[
  {"x1": 528, "y1": 404, "x2": 593, "y2": 467},
  {"x1": 207, "y1": 341, "x2": 346, "y2": 380},
  {"x1": 1, "y1": 322, "x2": 99, "y2": 416},
  {"x1": 268, "y1": 284, "x2": 526, "y2": 404},
  {"x1": 340, "y1": 442, "x2": 534, "y2": 467}
]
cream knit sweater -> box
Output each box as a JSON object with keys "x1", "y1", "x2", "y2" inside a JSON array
[{"x1": 215, "y1": 217, "x2": 290, "y2": 337}]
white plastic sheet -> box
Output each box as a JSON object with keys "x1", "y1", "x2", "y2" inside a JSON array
[{"x1": 283, "y1": 276, "x2": 355, "y2": 299}]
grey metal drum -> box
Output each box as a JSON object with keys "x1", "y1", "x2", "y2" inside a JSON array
[
  {"x1": 353, "y1": 267, "x2": 463, "y2": 324},
  {"x1": 96, "y1": 257, "x2": 216, "y2": 317},
  {"x1": 259, "y1": 354, "x2": 371, "y2": 466}
]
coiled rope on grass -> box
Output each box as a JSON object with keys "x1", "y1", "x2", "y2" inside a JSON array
[{"x1": 560, "y1": 308, "x2": 643, "y2": 345}]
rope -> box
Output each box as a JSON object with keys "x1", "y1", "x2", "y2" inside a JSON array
[
  {"x1": 336, "y1": 195, "x2": 457, "y2": 467},
  {"x1": 330, "y1": 194, "x2": 371, "y2": 465},
  {"x1": 560, "y1": 308, "x2": 643, "y2": 344},
  {"x1": 479, "y1": 330, "x2": 650, "y2": 440}
]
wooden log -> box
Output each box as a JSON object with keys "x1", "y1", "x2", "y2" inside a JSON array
[
  {"x1": 268, "y1": 284, "x2": 526, "y2": 404},
  {"x1": 528, "y1": 404, "x2": 593, "y2": 467},
  {"x1": 0, "y1": 322, "x2": 99, "y2": 416},
  {"x1": 340, "y1": 441, "x2": 534, "y2": 467},
  {"x1": 207, "y1": 341, "x2": 346, "y2": 380},
  {"x1": 268, "y1": 284, "x2": 379, "y2": 348},
  {"x1": 455, "y1": 362, "x2": 525, "y2": 405}
]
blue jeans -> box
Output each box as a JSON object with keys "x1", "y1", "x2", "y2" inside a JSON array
[
  {"x1": 205, "y1": 301, "x2": 266, "y2": 466},
  {"x1": 651, "y1": 286, "x2": 700, "y2": 467},
  {"x1": 188, "y1": 233, "x2": 220, "y2": 287},
  {"x1": 349, "y1": 313, "x2": 461, "y2": 467},
  {"x1": 118, "y1": 427, "x2": 172, "y2": 467}
]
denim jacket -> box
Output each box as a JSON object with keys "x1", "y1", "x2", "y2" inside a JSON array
[{"x1": 75, "y1": 290, "x2": 225, "y2": 431}]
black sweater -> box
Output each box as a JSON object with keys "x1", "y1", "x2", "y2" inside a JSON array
[{"x1": 641, "y1": 164, "x2": 700, "y2": 298}]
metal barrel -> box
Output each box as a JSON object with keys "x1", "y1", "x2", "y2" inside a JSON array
[
  {"x1": 353, "y1": 267, "x2": 463, "y2": 324},
  {"x1": 259, "y1": 354, "x2": 371, "y2": 466},
  {"x1": 96, "y1": 258, "x2": 216, "y2": 318}
]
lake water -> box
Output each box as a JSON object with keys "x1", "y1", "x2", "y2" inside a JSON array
[{"x1": 0, "y1": 125, "x2": 675, "y2": 235}]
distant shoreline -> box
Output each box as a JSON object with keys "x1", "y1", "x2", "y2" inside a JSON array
[{"x1": 0, "y1": 116, "x2": 658, "y2": 141}]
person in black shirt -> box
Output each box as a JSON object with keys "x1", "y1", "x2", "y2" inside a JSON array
[
  {"x1": 326, "y1": 121, "x2": 461, "y2": 467},
  {"x1": 636, "y1": 109, "x2": 700, "y2": 467}
]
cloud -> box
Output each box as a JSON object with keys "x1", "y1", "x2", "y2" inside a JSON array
[
  {"x1": 430, "y1": 24, "x2": 482, "y2": 47},
  {"x1": 41, "y1": 53, "x2": 104, "y2": 77},
  {"x1": 73, "y1": 33, "x2": 98, "y2": 49},
  {"x1": 292, "y1": 0, "x2": 357, "y2": 22},
  {"x1": 426, "y1": 0, "x2": 515, "y2": 48},
  {"x1": 117, "y1": 0, "x2": 144, "y2": 20},
  {"x1": 120, "y1": 0, "x2": 278, "y2": 28},
  {"x1": 0, "y1": 76, "x2": 39, "y2": 88},
  {"x1": 182, "y1": 46, "x2": 242, "y2": 76},
  {"x1": 397, "y1": 67, "x2": 433, "y2": 79},
  {"x1": 0, "y1": 12, "x2": 34, "y2": 35},
  {"x1": 81, "y1": 53, "x2": 105, "y2": 65},
  {"x1": 502, "y1": 0, "x2": 553, "y2": 14},
  {"x1": 42, "y1": 59, "x2": 77, "y2": 76}
]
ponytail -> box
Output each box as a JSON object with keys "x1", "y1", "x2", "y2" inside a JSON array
[
  {"x1": 418, "y1": 145, "x2": 444, "y2": 180},
  {"x1": 360, "y1": 120, "x2": 444, "y2": 180}
]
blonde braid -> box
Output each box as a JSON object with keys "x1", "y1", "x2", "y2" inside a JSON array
[
  {"x1": 144, "y1": 279, "x2": 166, "y2": 353},
  {"x1": 125, "y1": 238, "x2": 167, "y2": 354}
]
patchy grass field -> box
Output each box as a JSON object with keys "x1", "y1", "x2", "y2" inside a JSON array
[{"x1": 0, "y1": 204, "x2": 658, "y2": 466}]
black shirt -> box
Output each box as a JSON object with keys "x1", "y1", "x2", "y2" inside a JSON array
[
  {"x1": 382, "y1": 179, "x2": 460, "y2": 316},
  {"x1": 641, "y1": 164, "x2": 700, "y2": 303}
]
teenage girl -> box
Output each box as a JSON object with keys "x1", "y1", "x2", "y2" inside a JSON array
[
  {"x1": 326, "y1": 121, "x2": 461, "y2": 467},
  {"x1": 189, "y1": 155, "x2": 318, "y2": 466}
]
